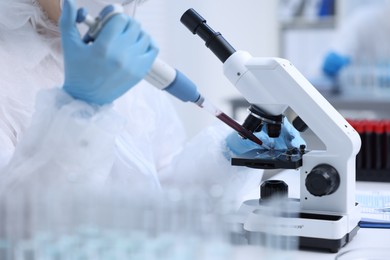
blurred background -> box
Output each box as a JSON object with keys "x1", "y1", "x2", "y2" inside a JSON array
[{"x1": 136, "y1": 0, "x2": 390, "y2": 138}]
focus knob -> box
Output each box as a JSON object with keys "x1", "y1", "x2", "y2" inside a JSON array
[{"x1": 305, "y1": 164, "x2": 340, "y2": 197}]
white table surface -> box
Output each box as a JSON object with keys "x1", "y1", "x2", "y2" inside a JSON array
[
  {"x1": 233, "y1": 228, "x2": 390, "y2": 259},
  {"x1": 233, "y1": 171, "x2": 390, "y2": 259}
]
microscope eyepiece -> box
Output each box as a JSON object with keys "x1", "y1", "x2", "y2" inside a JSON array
[
  {"x1": 180, "y1": 8, "x2": 206, "y2": 34},
  {"x1": 180, "y1": 8, "x2": 236, "y2": 63}
]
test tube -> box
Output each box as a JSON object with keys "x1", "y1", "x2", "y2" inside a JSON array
[
  {"x1": 356, "y1": 120, "x2": 366, "y2": 170},
  {"x1": 364, "y1": 121, "x2": 374, "y2": 170},
  {"x1": 374, "y1": 121, "x2": 386, "y2": 170},
  {"x1": 386, "y1": 121, "x2": 390, "y2": 170},
  {"x1": 349, "y1": 120, "x2": 364, "y2": 170}
]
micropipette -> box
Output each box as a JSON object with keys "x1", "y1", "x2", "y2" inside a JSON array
[
  {"x1": 76, "y1": 5, "x2": 201, "y2": 104},
  {"x1": 76, "y1": 4, "x2": 266, "y2": 147}
]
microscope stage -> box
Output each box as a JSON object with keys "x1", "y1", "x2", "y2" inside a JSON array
[{"x1": 231, "y1": 149, "x2": 303, "y2": 169}]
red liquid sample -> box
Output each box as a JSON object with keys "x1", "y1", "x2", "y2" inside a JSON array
[{"x1": 217, "y1": 112, "x2": 263, "y2": 146}]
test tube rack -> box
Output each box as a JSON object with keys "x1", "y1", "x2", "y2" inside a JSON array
[{"x1": 348, "y1": 119, "x2": 390, "y2": 182}]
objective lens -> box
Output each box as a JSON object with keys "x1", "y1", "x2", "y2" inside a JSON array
[
  {"x1": 267, "y1": 123, "x2": 282, "y2": 138},
  {"x1": 242, "y1": 105, "x2": 283, "y2": 138},
  {"x1": 242, "y1": 114, "x2": 263, "y2": 133}
]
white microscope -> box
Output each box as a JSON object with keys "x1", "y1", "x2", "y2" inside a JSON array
[{"x1": 181, "y1": 8, "x2": 361, "y2": 253}]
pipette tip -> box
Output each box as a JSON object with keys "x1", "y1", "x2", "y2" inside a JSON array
[{"x1": 241, "y1": 131, "x2": 270, "y2": 149}]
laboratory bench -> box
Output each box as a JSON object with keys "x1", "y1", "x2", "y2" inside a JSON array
[
  {"x1": 233, "y1": 228, "x2": 390, "y2": 259},
  {"x1": 235, "y1": 172, "x2": 390, "y2": 259}
]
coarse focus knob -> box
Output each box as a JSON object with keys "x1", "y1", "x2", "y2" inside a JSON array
[
  {"x1": 305, "y1": 164, "x2": 340, "y2": 196},
  {"x1": 260, "y1": 180, "x2": 288, "y2": 201}
]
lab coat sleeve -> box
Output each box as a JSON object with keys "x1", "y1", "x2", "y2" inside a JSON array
[
  {"x1": 151, "y1": 96, "x2": 187, "y2": 172},
  {"x1": 0, "y1": 88, "x2": 125, "y2": 192},
  {"x1": 105, "y1": 85, "x2": 187, "y2": 192},
  {"x1": 0, "y1": 113, "x2": 17, "y2": 171},
  {"x1": 0, "y1": 127, "x2": 13, "y2": 171},
  {"x1": 159, "y1": 122, "x2": 263, "y2": 204},
  {"x1": 0, "y1": 94, "x2": 34, "y2": 171}
]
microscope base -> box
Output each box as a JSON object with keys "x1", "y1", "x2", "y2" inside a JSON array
[
  {"x1": 241, "y1": 224, "x2": 359, "y2": 253},
  {"x1": 233, "y1": 199, "x2": 361, "y2": 253}
]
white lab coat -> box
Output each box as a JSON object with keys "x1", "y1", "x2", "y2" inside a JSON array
[{"x1": 0, "y1": 0, "x2": 262, "y2": 204}]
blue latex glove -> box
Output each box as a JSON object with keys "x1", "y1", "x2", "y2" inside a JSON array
[
  {"x1": 226, "y1": 117, "x2": 305, "y2": 156},
  {"x1": 60, "y1": 0, "x2": 158, "y2": 105},
  {"x1": 322, "y1": 51, "x2": 351, "y2": 78}
]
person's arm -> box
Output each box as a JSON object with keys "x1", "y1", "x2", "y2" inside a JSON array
[
  {"x1": 0, "y1": 106, "x2": 19, "y2": 170},
  {"x1": 0, "y1": 0, "x2": 158, "y2": 192},
  {"x1": 0, "y1": 89, "x2": 125, "y2": 190},
  {"x1": 158, "y1": 122, "x2": 262, "y2": 204},
  {"x1": 60, "y1": 0, "x2": 158, "y2": 105}
]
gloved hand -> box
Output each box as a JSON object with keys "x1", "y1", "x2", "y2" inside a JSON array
[
  {"x1": 322, "y1": 51, "x2": 351, "y2": 78},
  {"x1": 226, "y1": 117, "x2": 305, "y2": 156},
  {"x1": 60, "y1": 0, "x2": 158, "y2": 105}
]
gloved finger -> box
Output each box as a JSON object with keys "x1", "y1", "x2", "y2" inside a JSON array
[
  {"x1": 136, "y1": 35, "x2": 160, "y2": 58},
  {"x1": 60, "y1": 0, "x2": 82, "y2": 49},
  {"x1": 279, "y1": 122, "x2": 294, "y2": 141},
  {"x1": 148, "y1": 37, "x2": 159, "y2": 52},
  {"x1": 94, "y1": 14, "x2": 129, "y2": 47},
  {"x1": 140, "y1": 43, "x2": 159, "y2": 62},
  {"x1": 226, "y1": 132, "x2": 257, "y2": 155},
  {"x1": 281, "y1": 120, "x2": 305, "y2": 149},
  {"x1": 290, "y1": 135, "x2": 305, "y2": 149},
  {"x1": 121, "y1": 18, "x2": 142, "y2": 45},
  {"x1": 131, "y1": 32, "x2": 154, "y2": 54},
  {"x1": 226, "y1": 131, "x2": 271, "y2": 155}
]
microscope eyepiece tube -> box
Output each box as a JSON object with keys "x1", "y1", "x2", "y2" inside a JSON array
[{"x1": 180, "y1": 8, "x2": 236, "y2": 63}]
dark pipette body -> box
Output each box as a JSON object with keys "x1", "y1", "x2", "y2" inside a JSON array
[{"x1": 197, "y1": 96, "x2": 266, "y2": 147}]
